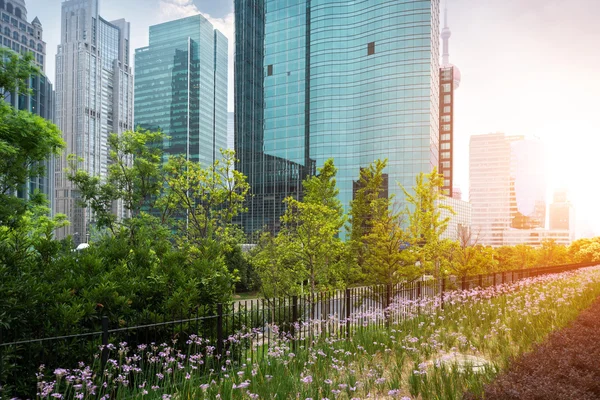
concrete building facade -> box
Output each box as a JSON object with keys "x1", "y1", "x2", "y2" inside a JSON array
[{"x1": 54, "y1": 0, "x2": 133, "y2": 243}]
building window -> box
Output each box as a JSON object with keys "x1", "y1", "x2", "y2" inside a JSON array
[
  {"x1": 0, "y1": 0, "x2": 4, "y2": 9},
  {"x1": 441, "y1": 152, "x2": 450, "y2": 159},
  {"x1": 2, "y1": 13, "x2": 8, "y2": 22},
  {"x1": 37, "y1": 43, "x2": 42, "y2": 52},
  {"x1": 267, "y1": 64, "x2": 273, "y2": 76},
  {"x1": 6, "y1": 2, "x2": 12, "y2": 14},
  {"x1": 367, "y1": 41, "x2": 375, "y2": 55},
  {"x1": 443, "y1": 106, "x2": 451, "y2": 113},
  {"x1": 441, "y1": 143, "x2": 451, "y2": 150},
  {"x1": 441, "y1": 115, "x2": 451, "y2": 123},
  {"x1": 442, "y1": 83, "x2": 451, "y2": 93},
  {"x1": 443, "y1": 94, "x2": 452, "y2": 104},
  {"x1": 441, "y1": 133, "x2": 451, "y2": 141},
  {"x1": 29, "y1": 39, "x2": 33, "y2": 48},
  {"x1": 3, "y1": 26, "x2": 9, "y2": 35},
  {"x1": 14, "y1": 7, "x2": 20, "y2": 18}
]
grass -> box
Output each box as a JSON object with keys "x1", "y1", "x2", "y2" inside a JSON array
[{"x1": 27, "y1": 266, "x2": 600, "y2": 400}]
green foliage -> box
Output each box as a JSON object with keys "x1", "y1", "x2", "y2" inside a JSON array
[
  {"x1": 0, "y1": 100, "x2": 64, "y2": 226},
  {"x1": 0, "y1": 48, "x2": 39, "y2": 98},
  {"x1": 347, "y1": 159, "x2": 390, "y2": 280},
  {"x1": 569, "y1": 237, "x2": 600, "y2": 263},
  {"x1": 163, "y1": 148, "x2": 250, "y2": 243},
  {"x1": 401, "y1": 168, "x2": 454, "y2": 275},
  {"x1": 254, "y1": 159, "x2": 346, "y2": 298}
]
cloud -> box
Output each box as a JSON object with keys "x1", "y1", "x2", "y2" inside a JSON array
[
  {"x1": 157, "y1": 0, "x2": 201, "y2": 20},
  {"x1": 157, "y1": 0, "x2": 235, "y2": 111}
]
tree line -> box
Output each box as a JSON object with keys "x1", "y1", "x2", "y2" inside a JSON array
[{"x1": 1, "y1": 49, "x2": 598, "y2": 345}]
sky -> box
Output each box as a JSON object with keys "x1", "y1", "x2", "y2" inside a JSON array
[{"x1": 25, "y1": 0, "x2": 600, "y2": 237}]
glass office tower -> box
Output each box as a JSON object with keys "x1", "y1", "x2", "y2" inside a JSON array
[
  {"x1": 135, "y1": 15, "x2": 228, "y2": 166},
  {"x1": 236, "y1": 0, "x2": 440, "y2": 238}
]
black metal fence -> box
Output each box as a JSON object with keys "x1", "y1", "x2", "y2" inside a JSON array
[{"x1": 1, "y1": 261, "x2": 597, "y2": 397}]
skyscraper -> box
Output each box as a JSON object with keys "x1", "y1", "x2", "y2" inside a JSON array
[
  {"x1": 0, "y1": 0, "x2": 55, "y2": 207},
  {"x1": 550, "y1": 189, "x2": 575, "y2": 240},
  {"x1": 438, "y1": 5, "x2": 461, "y2": 196},
  {"x1": 470, "y1": 133, "x2": 547, "y2": 246},
  {"x1": 54, "y1": 0, "x2": 133, "y2": 243},
  {"x1": 236, "y1": 0, "x2": 441, "y2": 238},
  {"x1": 135, "y1": 14, "x2": 228, "y2": 166}
]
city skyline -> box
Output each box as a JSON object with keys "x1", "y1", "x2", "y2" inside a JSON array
[{"x1": 17, "y1": 0, "x2": 600, "y2": 236}]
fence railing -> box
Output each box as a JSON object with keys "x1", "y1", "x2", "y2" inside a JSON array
[{"x1": 1, "y1": 261, "x2": 597, "y2": 397}]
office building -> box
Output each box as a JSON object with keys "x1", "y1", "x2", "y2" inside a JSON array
[
  {"x1": 236, "y1": 0, "x2": 441, "y2": 238},
  {"x1": 0, "y1": 0, "x2": 55, "y2": 207},
  {"x1": 549, "y1": 189, "x2": 575, "y2": 242},
  {"x1": 0, "y1": 0, "x2": 46, "y2": 69},
  {"x1": 439, "y1": 196, "x2": 472, "y2": 242},
  {"x1": 228, "y1": 111, "x2": 234, "y2": 150},
  {"x1": 135, "y1": 14, "x2": 228, "y2": 166},
  {"x1": 439, "y1": 5, "x2": 460, "y2": 196},
  {"x1": 470, "y1": 133, "x2": 547, "y2": 247},
  {"x1": 54, "y1": 0, "x2": 133, "y2": 243}
]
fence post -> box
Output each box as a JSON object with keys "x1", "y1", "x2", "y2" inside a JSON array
[
  {"x1": 345, "y1": 288, "x2": 351, "y2": 338},
  {"x1": 441, "y1": 277, "x2": 446, "y2": 310},
  {"x1": 217, "y1": 303, "x2": 224, "y2": 355},
  {"x1": 478, "y1": 274, "x2": 483, "y2": 288},
  {"x1": 0, "y1": 325, "x2": 3, "y2": 382},
  {"x1": 493, "y1": 273, "x2": 496, "y2": 287},
  {"x1": 502, "y1": 271, "x2": 505, "y2": 284},
  {"x1": 101, "y1": 316, "x2": 109, "y2": 370},
  {"x1": 461, "y1": 276, "x2": 466, "y2": 291}
]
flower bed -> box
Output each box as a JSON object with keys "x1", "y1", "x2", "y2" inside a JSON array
[
  {"x1": 29, "y1": 266, "x2": 600, "y2": 400},
  {"x1": 465, "y1": 290, "x2": 600, "y2": 399}
]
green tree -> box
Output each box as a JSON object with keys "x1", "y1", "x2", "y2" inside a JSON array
[
  {"x1": 0, "y1": 101, "x2": 64, "y2": 226},
  {"x1": 253, "y1": 232, "x2": 298, "y2": 299},
  {"x1": 401, "y1": 168, "x2": 453, "y2": 275},
  {"x1": 0, "y1": 48, "x2": 39, "y2": 98},
  {"x1": 67, "y1": 129, "x2": 165, "y2": 236},
  {"x1": 362, "y1": 209, "x2": 419, "y2": 285},
  {"x1": 163, "y1": 148, "x2": 249, "y2": 244},
  {"x1": 569, "y1": 237, "x2": 600, "y2": 263},
  {"x1": 536, "y1": 239, "x2": 569, "y2": 267},
  {"x1": 276, "y1": 159, "x2": 346, "y2": 299},
  {"x1": 347, "y1": 159, "x2": 390, "y2": 278}
]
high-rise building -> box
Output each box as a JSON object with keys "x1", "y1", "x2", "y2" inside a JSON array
[
  {"x1": 135, "y1": 14, "x2": 228, "y2": 166},
  {"x1": 438, "y1": 5, "x2": 461, "y2": 196},
  {"x1": 470, "y1": 133, "x2": 547, "y2": 247},
  {"x1": 236, "y1": 0, "x2": 441, "y2": 238},
  {"x1": 227, "y1": 111, "x2": 234, "y2": 151},
  {"x1": 54, "y1": 0, "x2": 133, "y2": 244},
  {"x1": 549, "y1": 189, "x2": 575, "y2": 240},
  {"x1": 0, "y1": 0, "x2": 46, "y2": 69},
  {"x1": 0, "y1": 0, "x2": 55, "y2": 208}
]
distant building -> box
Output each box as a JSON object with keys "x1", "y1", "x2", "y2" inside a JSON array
[
  {"x1": 470, "y1": 133, "x2": 547, "y2": 247},
  {"x1": 235, "y1": 0, "x2": 441, "y2": 239},
  {"x1": 502, "y1": 228, "x2": 572, "y2": 247},
  {"x1": 54, "y1": 0, "x2": 133, "y2": 243},
  {"x1": 439, "y1": 5, "x2": 460, "y2": 196},
  {"x1": 0, "y1": 0, "x2": 54, "y2": 209},
  {"x1": 439, "y1": 196, "x2": 472, "y2": 243},
  {"x1": 549, "y1": 189, "x2": 575, "y2": 242},
  {"x1": 452, "y1": 187, "x2": 462, "y2": 200},
  {"x1": 135, "y1": 14, "x2": 228, "y2": 166},
  {"x1": 227, "y1": 111, "x2": 234, "y2": 151},
  {"x1": 0, "y1": 0, "x2": 46, "y2": 70}
]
